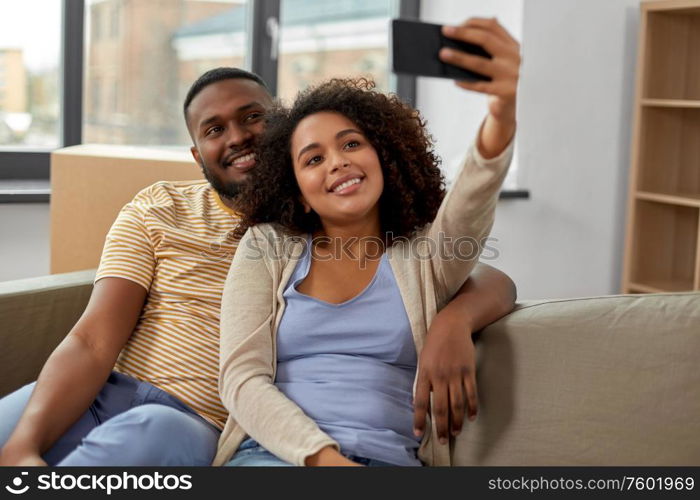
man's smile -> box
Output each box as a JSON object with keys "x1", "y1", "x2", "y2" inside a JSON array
[{"x1": 223, "y1": 150, "x2": 256, "y2": 172}]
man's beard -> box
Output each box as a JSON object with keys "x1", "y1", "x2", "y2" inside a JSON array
[{"x1": 200, "y1": 160, "x2": 245, "y2": 201}]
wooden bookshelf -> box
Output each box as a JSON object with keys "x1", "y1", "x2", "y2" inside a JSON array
[
  {"x1": 641, "y1": 98, "x2": 700, "y2": 108},
  {"x1": 636, "y1": 191, "x2": 700, "y2": 208},
  {"x1": 623, "y1": 0, "x2": 700, "y2": 294}
]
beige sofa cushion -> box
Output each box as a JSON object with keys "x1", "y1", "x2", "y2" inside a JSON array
[{"x1": 453, "y1": 292, "x2": 700, "y2": 465}]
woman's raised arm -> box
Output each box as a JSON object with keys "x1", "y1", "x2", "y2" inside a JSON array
[{"x1": 427, "y1": 18, "x2": 520, "y2": 306}]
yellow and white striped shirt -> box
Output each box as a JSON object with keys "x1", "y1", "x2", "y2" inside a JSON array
[{"x1": 96, "y1": 180, "x2": 240, "y2": 429}]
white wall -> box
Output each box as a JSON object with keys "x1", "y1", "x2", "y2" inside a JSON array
[
  {"x1": 0, "y1": 204, "x2": 50, "y2": 281},
  {"x1": 418, "y1": 0, "x2": 640, "y2": 299}
]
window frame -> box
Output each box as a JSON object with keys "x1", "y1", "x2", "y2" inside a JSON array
[
  {"x1": 0, "y1": 0, "x2": 83, "y2": 181},
  {"x1": 0, "y1": 0, "x2": 419, "y2": 182}
]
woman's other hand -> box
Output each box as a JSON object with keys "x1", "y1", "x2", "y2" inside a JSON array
[{"x1": 439, "y1": 17, "x2": 521, "y2": 158}]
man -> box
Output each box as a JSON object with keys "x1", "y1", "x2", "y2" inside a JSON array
[{"x1": 0, "y1": 19, "x2": 519, "y2": 466}]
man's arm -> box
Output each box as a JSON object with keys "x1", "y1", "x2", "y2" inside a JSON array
[
  {"x1": 435, "y1": 262, "x2": 517, "y2": 333},
  {"x1": 0, "y1": 278, "x2": 146, "y2": 466},
  {"x1": 413, "y1": 263, "x2": 516, "y2": 444}
]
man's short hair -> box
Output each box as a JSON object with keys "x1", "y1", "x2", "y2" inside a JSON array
[{"x1": 183, "y1": 67, "x2": 269, "y2": 120}]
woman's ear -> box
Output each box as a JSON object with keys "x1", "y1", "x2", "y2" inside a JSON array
[{"x1": 299, "y1": 196, "x2": 312, "y2": 214}]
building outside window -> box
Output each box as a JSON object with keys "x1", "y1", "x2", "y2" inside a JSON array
[
  {"x1": 84, "y1": 0, "x2": 249, "y2": 146},
  {"x1": 85, "y1": 0, "x2": 397, "y2": 146},
  {"x1": 0, "y1": 0, "x2": 61, "y2": 149}
]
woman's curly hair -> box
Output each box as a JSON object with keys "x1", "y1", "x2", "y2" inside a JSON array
[{"x1": 234, "y1": 78, "x2": 446, "y2": 242}]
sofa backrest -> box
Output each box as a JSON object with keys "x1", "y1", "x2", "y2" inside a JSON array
[{"x1": 453, "y1": 292, "x2": 700, "y2": 465}]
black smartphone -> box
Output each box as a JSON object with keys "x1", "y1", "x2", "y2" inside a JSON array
[{"x1": 391, "y1": 19, "x2": 492, "y2": 82}]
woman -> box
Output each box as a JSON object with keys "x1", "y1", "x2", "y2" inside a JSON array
[{"x1": 215, "y1": 21, "x2": 519, "y2": 467}]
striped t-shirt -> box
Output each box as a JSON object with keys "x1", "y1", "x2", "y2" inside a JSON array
[{"x1": 96, "y1": 180, "x2": 240, "y2": 429}]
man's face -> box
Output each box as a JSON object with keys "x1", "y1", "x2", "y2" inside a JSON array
[{"x1": 188, "y1": 78, "x2": 272, "y2": 199}]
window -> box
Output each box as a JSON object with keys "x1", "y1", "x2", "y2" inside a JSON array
[
  {"x1": 110, "y1": 1, "x2": 120, "y2": 38},
  {"x1": 91, "y1": 4, "x2": 101, "y2": 40},
  {"x1": 277, "y1": 0, "x2": 395, "y2": 103},
  {"x1": 84, "y1": 0, "x2": 249, "y2": 146},
  {"x1": 0, "y1": 0, "x2": 61, "y2": 149},
  {"x1": 81, "y1": 0, "x2": 412, "y2": 146}
]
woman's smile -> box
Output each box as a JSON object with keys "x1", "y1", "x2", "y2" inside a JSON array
[{"x1": 328, "y1": 175, "x2": 365, "y2": 195}]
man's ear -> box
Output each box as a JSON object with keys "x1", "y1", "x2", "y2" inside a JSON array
[{"x1": 191, "y1": 146, "x2": 202, "y2": 169}]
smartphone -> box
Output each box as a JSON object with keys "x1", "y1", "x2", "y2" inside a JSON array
[{"x1": 391, "y1": 19, "x2": 492, "y2": 82}]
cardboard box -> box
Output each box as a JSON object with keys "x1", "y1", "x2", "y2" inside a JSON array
[{"x1": 50, "y1": 144, "x2": 203, "y2": 274}]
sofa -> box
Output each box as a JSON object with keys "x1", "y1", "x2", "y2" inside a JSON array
[{"x1": 1, "y1": 271, "x2": 698, "y2": 465}]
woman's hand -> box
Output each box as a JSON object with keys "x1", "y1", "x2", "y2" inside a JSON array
[
  {"x1": 439, "y1": 17, "x2": 521, "y2": 158},
  {"x1": 413, "y1": 313, "x2": 478, "y2": 445}
]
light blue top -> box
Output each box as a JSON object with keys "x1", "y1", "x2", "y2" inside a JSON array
[{"x1": 275, "y1": 236, "x2": 421, "y2": 466}]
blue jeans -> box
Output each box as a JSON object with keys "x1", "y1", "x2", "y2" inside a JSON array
[
  {"x1": 0, "y1": 371, "x2": 220, "y2": 466},
  {"x1": 226, "y1": 438, "x2": 397, "y2": 467}
]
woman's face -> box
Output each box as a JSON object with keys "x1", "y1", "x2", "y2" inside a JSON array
[{"x1": 290, "y1": 111, "x2": 384, "y2": 228}]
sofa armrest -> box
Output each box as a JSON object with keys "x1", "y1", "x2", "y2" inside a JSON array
[{"x1": 0, "y1": 270, "x2": 95, "y2": 397}]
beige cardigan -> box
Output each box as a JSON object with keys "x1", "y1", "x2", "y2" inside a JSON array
[{"x1": 214, "y1": 138, "x2": 514, "y2": 466}]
